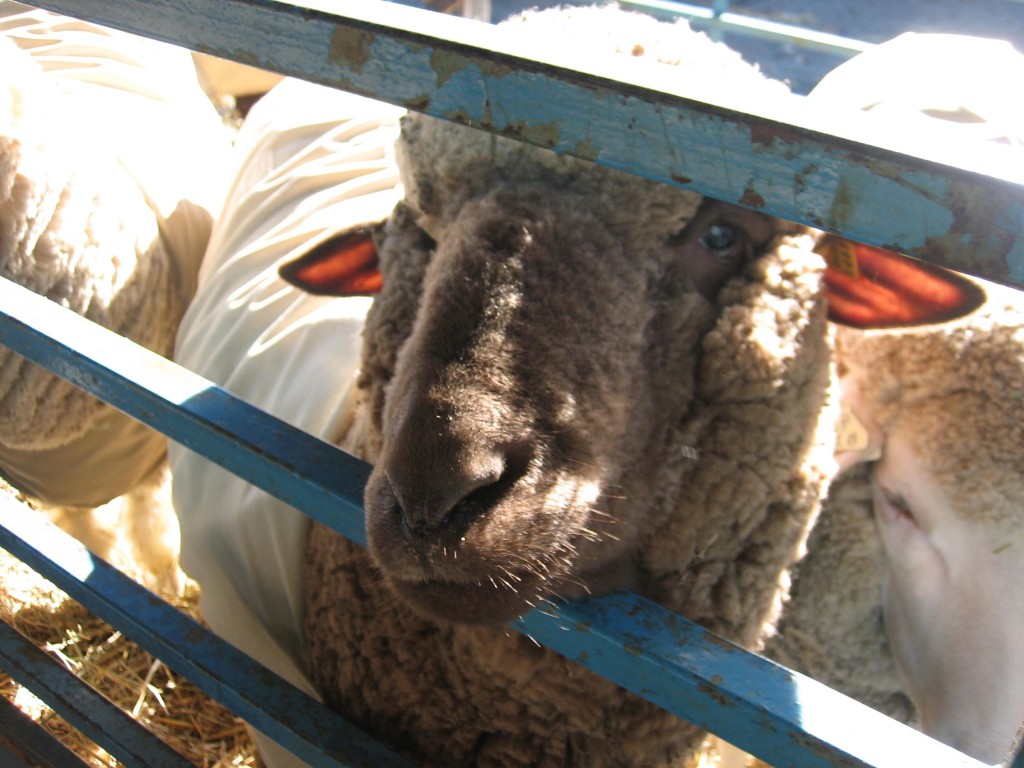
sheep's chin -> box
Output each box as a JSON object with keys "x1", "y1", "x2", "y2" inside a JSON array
[
  {"x1": 382, "y1": 548, "x2": 641, "y2": 626},
  {"x1": 364, "y1": 467, "x2": 600, "y2": 625},
  {"x1": 384, "y1": 573, "x2": 550, "y2": 625}
]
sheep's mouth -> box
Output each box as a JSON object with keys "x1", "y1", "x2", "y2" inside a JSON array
[
  {"x1": 371, "y1": 499, "x2": 575, "y2": 625},
  {"x1": 384, "y1": 570, "x2": 553, "y2": 625},
  {"x1": 364, "y1": 453, "x2": 603, "y2": 624}
]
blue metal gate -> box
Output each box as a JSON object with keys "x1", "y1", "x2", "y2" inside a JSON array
[{"x1": 0, "y1": 2, "x2": 1021, "y2": 766}]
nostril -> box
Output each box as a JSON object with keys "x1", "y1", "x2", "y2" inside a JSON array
[
  {"x1": 388, "y1": 452, "x2": 505, "y2": 535},
  {"x1": 387, "y1": 442, "x2": 533, "y2": 537}
]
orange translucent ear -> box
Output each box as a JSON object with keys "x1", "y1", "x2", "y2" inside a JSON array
[
  {"x1": 279, "y1": 226, "x2": 383, "y2": 296},
  {"x1": 817, "y1": 236, "x2": 985, "y2": 329}
]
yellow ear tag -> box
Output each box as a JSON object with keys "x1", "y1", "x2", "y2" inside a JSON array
[
  {"x1": 816, "y1": 235, "x2": 861, "y2": 280},
  {"x1": 836, "y1": 400, "x2": 871, "y2": 453}
]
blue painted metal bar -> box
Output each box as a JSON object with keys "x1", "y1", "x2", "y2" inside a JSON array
[
  {"x1": 0, "y1": 741, "x2": 37, "y2": 768},
  {"x1": 618, "y1": 0, "x2": 874, "y2": 57},
  {"x1": 0, "y1": 276, "x2": 990, "y2": 767},
  {"x1": 26, "y1": 0, "x2": 1024, "y2": 289},
  {"x1": 518, "y1": 595, "x2": 985, "y2": 768},
  {"x1": 0, "y1": 274, "x2": 370, "y2": 547},
  {"x1": 4, "y1": 4, "x2": 1019, "y2": 766},
  {"x1": 0, "y1": 616, "x2": 192, "y2": 768},
  {"x1": 0, "y1": 494, "x2": 413, "y2": 768},
  {"x1": 0, "y1": 696, "x2": 88, "y2": 768}
]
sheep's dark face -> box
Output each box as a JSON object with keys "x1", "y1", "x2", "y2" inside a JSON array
[{"x1": 360, "y1": 119, "x2": 784, "y2": 625}]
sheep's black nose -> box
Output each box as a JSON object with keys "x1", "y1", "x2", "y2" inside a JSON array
[
  {"x1": 387, "y1": 448, "x2": 505, "y2": 534},
  {"x1": 380, "y1": 399, "x2": 515, "y2": 534}
]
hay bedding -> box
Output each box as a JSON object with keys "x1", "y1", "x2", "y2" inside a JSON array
[{"x1": 0, "y1": 480, "x2": 256, "y2": 767}]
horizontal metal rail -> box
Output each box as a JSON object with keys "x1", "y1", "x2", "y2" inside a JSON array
[
  {"x1": 619, "y1": 0, "x2": 874, "y2": 57},
  {"x1": 0, "y1": 695, "x2": 89, "y2": 768},
  {"x1": 0, "y1": 275, "x2": 989, "y2": 768},
  {"x1": 3, "y1": 2, "x2": 1021, "y2": 766},
  {"x1": 27, "y1": 0, "x2": 1024, "y2": 290},
  {"x1": 0, "y1": 614, "x2": 193, "y2": 768},
  {"x1": 0, "y1": 493, "x2": 413, "y2": 768}
]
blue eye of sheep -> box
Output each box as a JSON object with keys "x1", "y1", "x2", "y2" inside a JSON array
[{"x1": 700, "y1": 223, "x2": 739, "y2": 257}]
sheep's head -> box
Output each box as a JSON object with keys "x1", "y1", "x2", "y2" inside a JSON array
[
  {"x1": 287, "y1": 122, "x2": 820, "y2": 626},
  {"x1": 374, "y1": 117, "x2": 799, "y2": 624},
  {"x1": 835, "y1": 289, "x2": 1024, "y2": 762},
  {"x1": 285, "y1": 8, "x2": 830, "y2": 627}
]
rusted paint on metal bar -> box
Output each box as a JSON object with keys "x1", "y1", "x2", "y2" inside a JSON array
[
  {"x1": 519, "y1": 593, "x2": 986, "y2": 768},
  {"x1": 520, "y1": 593, "x2": 983, "y2": 768},
  {"x1": 28, "y1": 0, "x2": 1024, "y2": 288}
]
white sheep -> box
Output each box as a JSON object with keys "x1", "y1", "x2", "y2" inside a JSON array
[
  {"x1": 0, "y1": 2, "x2": 231, "y2": 589},
  {"x1": 169, "y1": 6, "x2": 838, "y2": 766},
  {"x1": 834, "y1": 289, "x2": 1024, "y2": 765},
  {"x1": 764, "y1": 31, "x2": 1024, "y2": 766}
]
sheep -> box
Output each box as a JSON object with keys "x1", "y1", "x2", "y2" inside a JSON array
[
  {"x1": 762, "y1": 461, "x2": 917, "y2": 728},
  {"x1": 834, "y1": 288, "x2": 1024, "y2": 765},
  {"x1": 762, "y1": 31, "x2": 1024, "y2": 766},
  {"x1": 0, "y1": 2, "x2": 231, "y2": 589},
  {"x1": 168, "y1": 6, "x2": 839, "y2": 766}
]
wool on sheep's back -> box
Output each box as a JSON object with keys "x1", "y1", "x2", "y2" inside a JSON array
[{"x1": 0, "y1": 3, "x2": 231, "y2": 508}]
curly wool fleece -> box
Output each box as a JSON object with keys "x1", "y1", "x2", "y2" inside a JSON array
[
  {"x1": 0, "y1": 5, "x2": 229, "y2": 506},
  {"x1": 837, "y1": 286, "x2": 1024, "y2": 529},
  {"x1": 302, "y1": 7, "x2": 837, "y2": 767}
]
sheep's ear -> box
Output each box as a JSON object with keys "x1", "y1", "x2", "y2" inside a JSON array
[
  {"x1": 817, "y1": 236, "x2": 985, "y2": 329},
  {"x1": 279, "y1": 225, "x2": 383, "y2": 296}
]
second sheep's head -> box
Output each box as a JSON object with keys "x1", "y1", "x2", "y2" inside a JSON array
[{"x1": 280, "y1": 7, "x2": 828, "y2": 626}]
